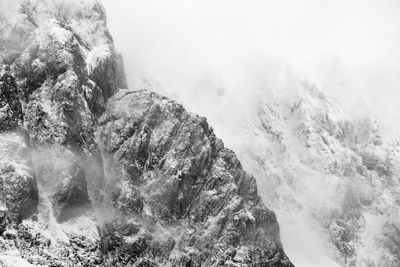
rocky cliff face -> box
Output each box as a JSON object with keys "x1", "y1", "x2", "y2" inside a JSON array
[
  {"x1": 96, "y1": 89, "x2": 291, "y2": 266},
  {"x1": 0, "y1": 1, "x2": 292, "y2": 266}
]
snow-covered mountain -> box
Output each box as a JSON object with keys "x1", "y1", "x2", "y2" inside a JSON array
[
  {"x1": 0, "y1": 1, "x2": 292, "y2": 266},
  {"x1": 233, "y1": 74, "x2": 400, "y2": 266},
  {"x1": 148, "y1": 64, "x2": 400, "y2": 266},
  {"x1": 1, "y1": 0, "x2": 399, "y2": 266}
]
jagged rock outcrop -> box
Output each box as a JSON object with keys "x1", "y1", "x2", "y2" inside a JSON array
[
  {"x1": 1, "y1": 0, "x2": 125, "y2": 225},
  {"x1": 0, "y1": 67, "x2": 23, "y2": 131},
  {"x1": 0, "y1": 1, "x2": 293, "y2": 266},
  {"x1": 7, "y1": 0, "x2": 126, "y2": 150},
  {"x1": 96, "y1": 89, "x2": 292, "y2": 266}
]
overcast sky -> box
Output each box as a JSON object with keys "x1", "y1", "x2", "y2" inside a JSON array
[{"x1": 103, "y1": 0, "x2": 400, "y2": 134}]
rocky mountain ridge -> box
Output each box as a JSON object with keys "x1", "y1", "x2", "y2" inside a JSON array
[
  {"x1": 0, "y1": 1, "x2": 292, "y2": 266},
  {"x1": 147, "y1": 62, "x2": 400, "y2": 266}
]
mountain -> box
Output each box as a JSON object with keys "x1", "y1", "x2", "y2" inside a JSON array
[
  {"x1": 138, "y1": 56, "x2": 400, "y2": 266},
  {"x1": 0, "y1": 1, "x2": 292, "y2": 266},
  {"x1": 191, "y1": 69, "x2": 400, "y2": 266}
]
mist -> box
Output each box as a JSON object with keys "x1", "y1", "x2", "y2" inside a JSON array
[
  {"x1": 103, "y1": 0, "x2": 400, "y2": 136},
  {"x1": 101, "y1": 1, "x2": 400, "y2": 266}
]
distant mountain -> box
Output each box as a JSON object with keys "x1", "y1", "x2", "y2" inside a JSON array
[{"x1": 211, "y1": 71, "x2": 400, "y2": 266}]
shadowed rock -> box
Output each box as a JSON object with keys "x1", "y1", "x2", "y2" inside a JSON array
[{"x1": 52, "y1": 164, "x2": 92, "y2": 223}]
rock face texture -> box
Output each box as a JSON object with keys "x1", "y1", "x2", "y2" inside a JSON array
[
  {"x1": 0, "y1": 68, "x2": 23, "y2": 130},
  {"x1": 96, "y1": 90, "x2": 291, "y2": 266},
  {"x1": 0, "y1": 1, "x2": 292, "y2": 266},
  {"x1": 0, "y1": 133, "x2": 38, "y2": 231}
]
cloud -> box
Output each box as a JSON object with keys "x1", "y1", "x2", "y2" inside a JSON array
[
  {"x1": 102, "y1": 0, "x2": 400, "y2": 135},
  {"x1": 101, "y1": 2, "x2": 400, "y2": 266}
]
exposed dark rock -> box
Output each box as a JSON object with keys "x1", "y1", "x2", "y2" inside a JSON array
[
  {"x1": 0, "y1": 1, "x2": 293, "y2": 266},
  {"x1": 0, "y1": 68, "x2": 23, "y2": 131},
  {"x1": 52, "y1": 164, "x2": 92, "y2": 223},
  {"x1": 0, "y1": 166, "x2": 38, "y2": 223},
  {"x1": 1, "y1": 0, "x2": 126, "y2": 227},
  {"x1": 96, "y1": 89, "x2": 293, "y2": 266}
]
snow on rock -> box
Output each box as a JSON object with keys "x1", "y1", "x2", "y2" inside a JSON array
[
  {"x1": 0, "y1": 1, "x2": 294, "y2": 266},
  {"x1": 95, "y1": 89, "x2": 293, "y2": 266},
  {"x1": 205, "y1": 70, "x2": 400, "y2": 266},
  {"x1": 86, "y1": 44, "x2": 112, "y2": 75},
  {"x1": 0, "y1": 254, "x2": 34, "y2": 267}
]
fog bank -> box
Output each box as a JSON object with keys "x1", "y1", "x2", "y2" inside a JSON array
[
  {"x1": 102, "y1": 1, "x2": 400, "y2": 265},
  {"x1": 103, "y1": 0, "x2": 400, "y2": 135}
]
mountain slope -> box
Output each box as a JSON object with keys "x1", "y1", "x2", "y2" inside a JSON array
[
  {"x1": 96, "y1": 89, "x2": 292, "y2": 266},
  {"x1": 0, "y1": 1, "x2": 292, "y2": 266},
  {"x1": 218, "y1": 73, "x2": 400, "y2": 266},
  {"x1": 139, "y1": 60, "x2": 400, "y2": 266}
]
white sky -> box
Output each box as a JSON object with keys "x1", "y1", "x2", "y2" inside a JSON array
[{"x1": 102, "y1": 0, "x2": 400, "y2": 133}]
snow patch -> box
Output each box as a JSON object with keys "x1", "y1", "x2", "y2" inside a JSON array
[
  {"x1": 86, "y1": 44, "x2": 111, "y2": 73},
  {"x1": 35, "y1": 19, "x2": 72, "y2": 48}
]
